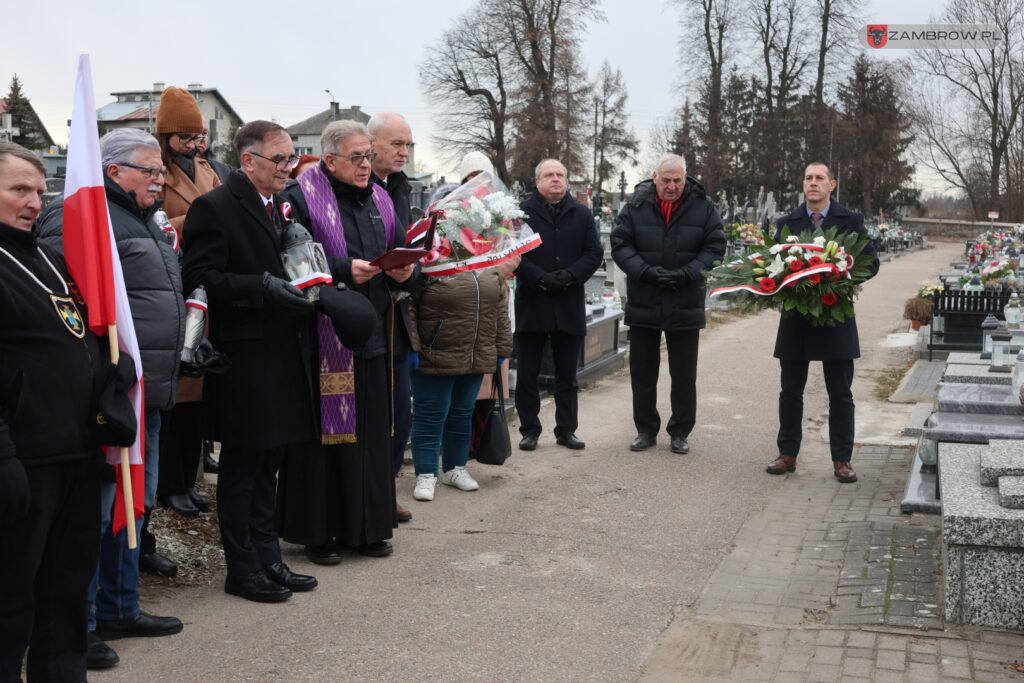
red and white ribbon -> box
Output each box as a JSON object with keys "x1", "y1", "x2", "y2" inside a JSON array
[{"x1": 421, "y1": 233, "x2": 542, "y2": 277}]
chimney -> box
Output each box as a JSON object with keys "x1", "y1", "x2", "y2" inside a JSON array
[
  {"x1": 153, "y1": 81, "x2": 165, "y2": 92},
  {"x1": 330, "y1": 102, "x2": 339, "y2": 120},
  {"x1": 187, "y1": 82, "x2": 202, "y2": 90}
]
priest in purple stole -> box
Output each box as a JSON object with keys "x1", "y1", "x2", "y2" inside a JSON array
[{"x1": 276, "y1": 120, "x2": 418, "y2": 563}]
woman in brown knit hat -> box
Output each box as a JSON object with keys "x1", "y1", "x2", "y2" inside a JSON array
[{"x1": 155, "y1": 86, "x2": 220, "y2": 518}]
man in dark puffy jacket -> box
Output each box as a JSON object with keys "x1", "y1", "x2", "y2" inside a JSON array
[
  {"x1": 611, "y1": 154, "x2": 726, "y2": 456},
  {"x1": 38, "y1": 128, "x2": 186, "y2": 666}
]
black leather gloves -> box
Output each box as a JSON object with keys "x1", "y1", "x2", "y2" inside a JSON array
[
  {"x1": 643, "y1": 267, "x2": 693, "y2": 289},
  {"x1": 92, "y1": 354, "x2": 139, "y2": 448},
  {"x1": 262, "y1": 273, "x2": 313, "y2": 315},
  {"x1": 537, "y1": 270, "x2": 576, "y2": 293},
  {"x1": 181, "y1": 339, "x2": 232, "y2": 378}
]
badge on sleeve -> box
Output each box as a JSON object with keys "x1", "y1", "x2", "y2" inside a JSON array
[{"x1": 50, "y1": 294, "x2": 86, "y2": 339}]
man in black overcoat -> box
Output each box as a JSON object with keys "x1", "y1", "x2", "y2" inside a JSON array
[
  {"x1": 766, "y1": 162, "x2": 879, "y2": 483},
  {"x1": 369, "y1": 111, "x2": 416, "y2": 523},
  {"x1": 514, "y1": 158, "x2": 604, "y2": 450},
  {"x1": 611, "y1": 154, "x2": 726, "y2": 455},
  {"x1": 182, "y1": 121, "x2": 319, "y2": 602}
]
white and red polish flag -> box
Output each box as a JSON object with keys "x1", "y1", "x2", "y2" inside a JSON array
[{"x1": 63, "y1": 54, "x2": 145, "y2": 537}]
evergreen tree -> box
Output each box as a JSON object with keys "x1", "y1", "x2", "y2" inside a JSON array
[
  {"x1": 834, "y1": 54, "x2": 917, "y2": 216},
  {"x1": 589, "y1": 61, "x2": 639, "y2": 194},
  {"x1": 4, "y1": 75, "x2": 49, "y2": 150}
]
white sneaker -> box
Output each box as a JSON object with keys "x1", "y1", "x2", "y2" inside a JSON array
[
  {"x1": 413, "y1": 474, "x2": 437, "y2": 501},
  {"x1": 440, "y1": 466, "x2": 479, "y2": 491}
]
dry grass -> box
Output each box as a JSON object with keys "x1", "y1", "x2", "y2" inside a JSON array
[{"x1": 875, "y1": 365, "x2": 911, "y2": 401}]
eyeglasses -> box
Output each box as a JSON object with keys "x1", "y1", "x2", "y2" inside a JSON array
[
  {"x1": 121, "y1": 163, "x2": 167, "y2": 179},
  {"x1": 175, "y1": 133, "x2": 207, "y2": 145},
  {"x1": 249, "y1": 151, "x2": 300, "y2": 170},
  {"x1": 328, "y1": 151, "x2": 377, "y2": 165}
]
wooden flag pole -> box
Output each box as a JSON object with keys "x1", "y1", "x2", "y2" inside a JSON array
[{"x1": 107, "y1": 323, "x2": 137, "y2": 550}]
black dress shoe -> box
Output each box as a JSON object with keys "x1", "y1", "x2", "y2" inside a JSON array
[
  {"x1": 519, "y1": 435, "x2": 538, "y2": 451},
  {"x1": 139, "y1": 552, "x2": 178, "y2": 578},
  {"x1": 670, "y1": 437, "x2": 690, "y2": 454},
  {"x1": 224, "y1": 570, "x2": 291, "y2": 603},
  {"x1": 357, "y1": 541, "x2": 394, "y2": 557},
  {"x1": 307, "y1": 541, "x2": 343, "y2": 566},
  {"x1": 161, "y1": 493, "x2": 199, "y2": 517},
  {"x1": 203, "y1": 450, "x2": 220, "y2": 474},
  {"x1": 187, "y1": 487, "x2": 211, "y2": 513},
  {"x1": 264, "y1": 561, "x2": 318, "y2": 592},
  {"x1": 86, "y1": 632, "x2": 119, "y2": 670},
  {"x1": 95, "y1": 611, "x2": 183, "y2": 640},
  {"x1": 629, "y1": 434, "x2": 657, "y2": 451},
  {"x1": 555, "y1": 433, "x2": 586, "y2": 450}
]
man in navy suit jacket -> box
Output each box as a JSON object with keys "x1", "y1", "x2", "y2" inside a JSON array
[{"x1": 765, "y1": 162, "x2": 879, "y2": 484}]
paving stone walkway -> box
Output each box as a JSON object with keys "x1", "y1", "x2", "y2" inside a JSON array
[{"x1": 642, "y1": 446, "x2": 1024, "y2": 682}]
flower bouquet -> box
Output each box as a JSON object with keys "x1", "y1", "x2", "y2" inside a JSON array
[
  {"x1": 708, "y1": 227, "x2": 877, "y2": 327},
  {"x1": 727, "y1": 222, "x2": 763, "y2": 244},
  {"x1": 405, "y1": 171, "x2": 541, "y2": 277}
]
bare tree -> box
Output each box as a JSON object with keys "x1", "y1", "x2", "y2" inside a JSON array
[
  {"x1": 807, "y1": 0, "x2": 863, "y2": 160},
  {"x1": 674, "y1": 0, "x2": 735, "y2": 193},
  {"x1": 917, "y1": 0, "x2": 1024, "y2": 217},
  {"x1": 498, "y1": 0, "x2": 604, "y2": 181},
  {"x1": 748, "y1": 0, "x2": 811, "y2": 200},
  {"x1": 420, "y1": 8, "x2": 513, "y2": 182},
  {"x1": 589, "y1": 61, "x2": 639, "y2": 194}
]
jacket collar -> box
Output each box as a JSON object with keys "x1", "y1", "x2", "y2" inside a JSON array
[
  {"x1": 226, "y1": 169, "x2": 281, "y2": 247},
  {"x1": 523, "y1": 191, "x2": 577, "y2": 217},
  {"x1": 104, "y1": 176, "x2": 159, "y2": 222}
]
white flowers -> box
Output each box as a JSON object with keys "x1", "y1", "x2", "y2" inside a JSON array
[
  {"x1": 767, "y1": 255, "x2": 787, "y2": 277},
  {"x1": 786, "y1": 236, "x2": 800, "y2": 243},
  {"x1": 769, "y1": 244, "x2": 786, "y2": 254},
  {"x1": 813, "y1": 236, "x2": 826, "y2": 246}
]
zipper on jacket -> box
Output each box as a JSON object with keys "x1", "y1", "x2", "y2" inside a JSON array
[{"x1": 470, "y1": 272, "x2": 481, "y2": 368}]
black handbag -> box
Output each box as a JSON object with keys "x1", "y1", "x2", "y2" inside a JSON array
[{"x1": 472, "y1": 363, "x2": 512, "y2": 466}]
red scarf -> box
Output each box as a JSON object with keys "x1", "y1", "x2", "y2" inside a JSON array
[{"x1": 659, "y1": 199, "x2": 679, "y2": 226}]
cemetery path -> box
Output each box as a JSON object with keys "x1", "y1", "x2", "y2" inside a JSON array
[{"x1": 96, "y1": 242, "x2": 975, "y2": 682}]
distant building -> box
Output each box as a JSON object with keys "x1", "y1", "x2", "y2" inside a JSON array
[
  {"x1": 0, "y1": 98, "x2": 55, "y2": 149},
  {"x1": 96, "y1": 82, "x2": 243, "y2": 160},
  {"x1": 286, "y1": 102, "x2": 415, "y2": 174}
]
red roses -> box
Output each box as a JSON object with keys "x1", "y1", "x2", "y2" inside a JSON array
[
  {"x1": 822, "y1": 291, "x2": 839, "y2": 306},
  {"x1": 759, "y1": 277, "x2": 777, "y2": 292}
]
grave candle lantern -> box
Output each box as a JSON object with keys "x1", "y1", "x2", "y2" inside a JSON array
[
  {"x1": 981, "y1": 314, "x2": 1000, "y2": 359},
  {"x1": 990, "y1": 327, "x2": 1013, "y2": 373}
]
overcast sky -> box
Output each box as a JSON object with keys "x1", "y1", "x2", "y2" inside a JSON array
[{"x1": 4, "y1": 0, "x2": 945, "y2": 190}]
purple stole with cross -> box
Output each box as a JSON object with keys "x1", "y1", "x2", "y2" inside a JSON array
[{"x1": 297, "y1": 163, "x2": 396, "y2": 444}]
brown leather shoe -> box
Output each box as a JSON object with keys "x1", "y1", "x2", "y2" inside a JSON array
[
  {"x1": 833, "y1": 461, "x2": 858, "y2": 483},
  {"x1": 396, "y1": 502, "x2": 412, "y2": 523},
  {"x1": 766, "y1": 455, "x2": 797, "y2": 475}
]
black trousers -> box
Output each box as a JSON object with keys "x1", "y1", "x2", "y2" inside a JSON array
[
  {"x1": 514, "y1": 331, "x2": 584, "y2": 438},
  {"x1": 217, "y1": 446, "x2": 284, "y2": 578},
  {"x1": 629, "y1": 327, "x2": 699, "y2": 438},
  {"x1": 158, "y1": 401, "x2": 203, "y2": 497},
  {"x1": 0, "y1": 458, "x2": 99, "y2": 683},
  {"x1": 777, "y1": 358, "x2": 855, "y2": 462}
]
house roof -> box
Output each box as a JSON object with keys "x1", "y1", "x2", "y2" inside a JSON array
[
  {"x1": 287, "y1": 105, "x2": 369, "y2": 136},
  {"x1": 0, "y1": 97, "x2": 56, "y2": 147},
  {"x1": 98, "y1": 87, "x2": 244, "y2": 125}
]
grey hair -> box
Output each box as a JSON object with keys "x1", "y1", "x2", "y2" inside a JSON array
[
  {"x1": 367, "y1": 112, "x2": 407, "y2": 138},
  {"x1": 534, "y1": 158, "x2": 566, "y2": 181},
  {"x1": 321, "y1": 120, "x2": 369, "y2": 156},
  {"x1": 100, "y1": 128, "x2": 160, "y2": 170},
  {"x1": 0, "y1": 141, "x2": 45, "y2": 176},
  {"x1": 654, "y1": 153, "x2": 686, "y2": 175}
]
